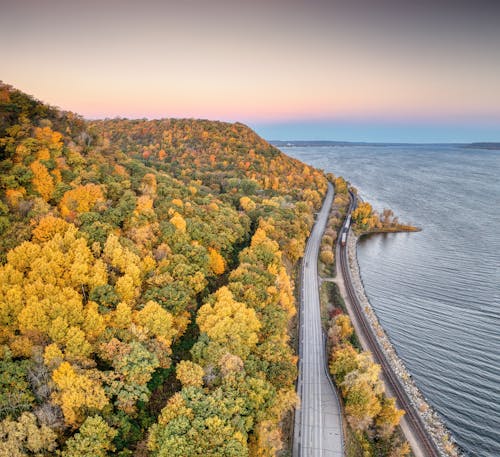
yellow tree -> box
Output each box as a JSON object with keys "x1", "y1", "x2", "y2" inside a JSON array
[
  {"x1": 134, "y1": 195, "x2": 154, "y2": 214},
  {"x1": 208, "y1": 247, "x2": 225, "y2": 275},
  {"x1": 329, "y1": 343, "x2": 359, "y2": 384},
  {"x1": 240, "y1": 196, "x2": 256, "y2": 211},
  {"x1": 111, "y1": 302, "x2": 133, "y2": 329},
  {"x1": 319, "y1": 249, "x2": 334, "y2": 265},
  {"x1": 30, "y1": 160, "x2": 55, "y2": 201},
  {"x1": 32, "y1": 215, "x2": 71, "y2": 242},
  {"x1": 169, "y1": 211, "x2": 186, "y2": 233},
  {"x1": 34, "y1": 126, "x2": 63, "y2": 154},
  {"x1": 248, "y1": 420, "x2": 282, "y2": 457},
  {"x1": 0, "y1": 412, "x2": 57, "y2": 457},
  {"x1": 52, "y1": 362, "x2": 108, "y2": 427},
  {"x1": 334, "y1": 176, "x2": 347, "y2": 194},
  {"x1": 134, "y1": 300, "x2": 176, "y2": 346},
  {"x1": 59, "y1": 184, "x2": 104, "y2": 220},
  {"x1": 352, "y1": 202, "x2": 379, "y2": 231},
  {"x1": 276, "y1": 267, "x2": 296, "y2": 318},
  {"x1": 4, "y1": 188, "x2": 26, "y2": 209},
  {"x1": 341, "y1": 352, "x2": 384, "y2": 431},
  {"x1": 1, "y1": 224, "x2": 108, "y2": 360},
  {"x1": 197, "y1": 286, "x2": 260, "y2": 360},
  {"x1": 176, "y1": 360, "x2": 204, "y2": 387},
  {"x1": 344, "y1": 378, "x2": 382, "y2": 431},
  {"x1": 102, "y1": 234, "x2": 142, "y2": 303},
  {"x1": 375, "y1": 396, "x2": 405, "y2": 438},
  {"x1": 328, "y1": 314, "x2": 354, "y2": 346}
]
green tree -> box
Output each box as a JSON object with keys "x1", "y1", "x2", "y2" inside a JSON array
[
  {"x1": 0, "y1": 358, "x2": 35, "y2": 419},
  {"x1": 148, "y1": 387, "x2": 249, "y2": 457},
  {"x1": 62, "y1": 415, "x2": 116, "y2": 457}
]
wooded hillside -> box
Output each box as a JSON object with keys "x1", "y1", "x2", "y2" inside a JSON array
[{"x1": 0, "y1": 82, "x2": 327, "y2": 456}]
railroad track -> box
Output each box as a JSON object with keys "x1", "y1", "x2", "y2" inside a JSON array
[{"x1": 338, "y1": 193, "x2": 441, "y2": 457}]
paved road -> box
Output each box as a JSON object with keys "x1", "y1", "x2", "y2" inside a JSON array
[{"x1": 293, "y1": 183, "x2": 344, "y2": 457}]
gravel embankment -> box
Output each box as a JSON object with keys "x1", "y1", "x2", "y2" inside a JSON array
[{"x1": 347, "y1": 232, "x2": 462, "y2": 457}]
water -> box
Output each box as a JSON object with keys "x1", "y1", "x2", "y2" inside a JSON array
[{"x1": 282, "y1": 144, "x2": 500, "y2": 457}]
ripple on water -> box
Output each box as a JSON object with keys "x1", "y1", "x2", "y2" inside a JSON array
[{"x1": 284, "y1": 145, "x2": 500, "y2": 457}]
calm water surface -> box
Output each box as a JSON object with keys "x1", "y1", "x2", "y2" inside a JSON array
[{"x1": 282, "y1": 145, "x2": 500, "y2": 457}]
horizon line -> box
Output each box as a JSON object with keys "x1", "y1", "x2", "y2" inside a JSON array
[{"x1": 269, "y1": 139, "x2": 500, "y2": 146}]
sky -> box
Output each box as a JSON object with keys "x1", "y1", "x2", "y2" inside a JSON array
[{"x1": 1, "y1": 0, "x2": 500, "y2": 142}]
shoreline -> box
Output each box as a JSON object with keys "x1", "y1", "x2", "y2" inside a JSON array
[
  {"x1": 346, "y1": 231, "x2": 462, "y2": 457},
  {"x1": 356, "y1": 226, "x2": 422, "y2": 236}
]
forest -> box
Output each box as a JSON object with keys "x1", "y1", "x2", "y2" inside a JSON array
[{"x1": 0, "y1": 82, "x2": 327, "y2": 456}]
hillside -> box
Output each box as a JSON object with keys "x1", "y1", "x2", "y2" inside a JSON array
[{"x1": 0, "y1": 82, "x2": 327, "y2": 456}]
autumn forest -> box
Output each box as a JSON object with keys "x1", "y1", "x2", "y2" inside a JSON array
[{"x1": 0, "y1": 83, "x2": 330, "y2": 456}]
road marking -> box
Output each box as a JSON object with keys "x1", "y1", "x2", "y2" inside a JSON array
[{"x1": 294, "y1": 183, "x2": 343, "y2": 457}]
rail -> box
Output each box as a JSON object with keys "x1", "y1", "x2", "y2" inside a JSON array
[{"x1": 338, "y1": 191, "x2": 441, "y2": 457}]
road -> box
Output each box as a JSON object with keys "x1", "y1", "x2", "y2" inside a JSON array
[
  {"x1": 293, "y1": 183, "x2": 344, "y2": 457},
  {"x1": 336, "y1": 192, "x2": 441, "y2": 457}
]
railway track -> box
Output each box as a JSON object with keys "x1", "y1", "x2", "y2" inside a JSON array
[{"x1": 338, "y1": 193, "x2": 441, "y2": 457}]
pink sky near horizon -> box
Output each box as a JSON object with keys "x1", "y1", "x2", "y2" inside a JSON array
[{"x1": 2, "y1": 0, "x2": 500, "y2": 128}]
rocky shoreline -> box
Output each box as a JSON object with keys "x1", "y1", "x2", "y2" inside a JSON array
[{"x1": 347, "y1": 231, "x2": 462, "y2": 457}]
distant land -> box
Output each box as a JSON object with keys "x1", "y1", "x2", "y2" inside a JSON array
[
  {"x1": 271, "y1": 140, "x2": 500, "y2": 150},
  {"x1": 464, "y1": 142, "x2": 500, "y2": 150}
]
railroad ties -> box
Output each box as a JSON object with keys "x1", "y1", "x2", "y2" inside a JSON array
[{"x1": 339, "y1": 193, "x2": 441, "y2": 457}]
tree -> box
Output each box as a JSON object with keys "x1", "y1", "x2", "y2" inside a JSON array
[
  {"x1": 208, "y1": 247, "x2": 225, "y2": 275},
  {"x1": 0, "y1": 412, "x2": 57, "y2": 457},
  {"x1": 328, "y1": 314, "x2": 353, "y2": 346},
  {"x1": 111, "y1": 302, "x2": 132, "y2": 329},
  {"x1": 0, "y1": 358, "x2": 35, "y2": 419},
  {"x1": 197, "y1": 287, "x2": 260, "y2": 360},
  {"x1": 330, "y1": 343, "x2": 359, "y2": 384},
  {"x1": 176, "y1": 361, "x2": 204, "y2": 388},
  {"x1": 31, "y1": 215, "x2": 71, "y2": 242},
  {"x1": 375, "y1": 396, "x2": 404, "y2": 438},
  {"x1": 344, "y1": 377, "x2": 382, "y2": 431},
  {"x1": 0, "y1": 84, "x2": 331, "y2": 455},
  {"x1": 334, "y1": 176, "x2": 347, "y2": 194},
  {"x1": 352, "y1": 202, "x2": 379, "y2": 231},
  {"x1": 134, "y1": 300, "x2": 176, "y2": 346},
  {"x1": 59, "y1": 184, "x2": 104, "y2": 220},
  {"x1": 51, "y1": 362, "x2": 108, "y2": 427},
  {"x1": 43, "y1": 343, "x2": 64, "y2": 369},
  {"x1": 30, "y1": 161, "x2": 54, "y2": 201},
  {"x1": 139, "y1": 173, "x2": 157, "y2": 197},
  {"x1": 169, "y1": 211, "x2": 186, "y2": 232},
  {"x1": 99, "y1": 339, "x2": 159, "y2": 413},
  {"x1": 115, "y1": 273, "x2": 136, "y2": 303},
  {"x1": 248, "y1": 420, "x2": 282, "y2": 457},
  {"x1": 148, "y1": 388, "x2": 249, "y2": 457},
  {"x1": 1, "y1": 225, "x2": 107, "y2": 358},
  {"x1": 239, "y1": 196, "x2": 256, "y2": 212},
  {"x1": 319, "y1": 249, "x2": 334, "y2": 265},
  {"x1": 62, "y1": 415, "x2": 116, "y2": 457},
  {"x1": 341, "y1": 352, "x2": 383, "y2": 431},
  {"x1": 389, "y1": 441, "x2": 411, "y2": 457},
  {"x1": 380, "y1": 208, "x2": 395, "y2": 227}
]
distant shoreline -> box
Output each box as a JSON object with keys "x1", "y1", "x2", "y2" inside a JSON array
[{"x1": 272, "y1": 140, "x2": 500, "y2": 150}]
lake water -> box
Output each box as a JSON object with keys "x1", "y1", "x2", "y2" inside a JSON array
[{"x1": 282, "y1": 144, "x2": 500, "y2": 457}]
